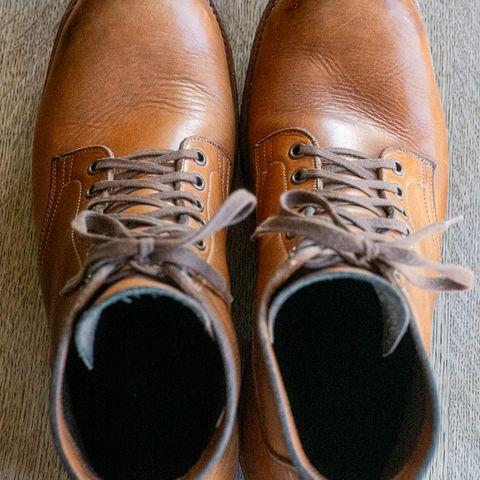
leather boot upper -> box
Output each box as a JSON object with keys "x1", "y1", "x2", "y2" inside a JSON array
[
  {"x1": 246, "y1": 0, "x2": 453, "y2": 346},
  {"x1": 241, "y1": 1, "x2": 473, "y2": 479},
  {"x1": 33, "y1": 1, "x2": 250, "y2": 478}
]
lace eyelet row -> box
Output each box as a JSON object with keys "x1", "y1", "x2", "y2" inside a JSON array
[
  {"x1": 289, "y1": 143, "x2": 307, "y2": 184},
  {"x1": 82, "y1": 149, "x2": 217, "y2": 254},
  {"x1": 193, "y1": 149, "x2": 207, "y2": 250},
  {"x1": 392, "y1": 160, "x2": 405, "y2": 200},
  {"x1": 86, "y1": 161, "x2": 99, "y2": 198},
  {"x1": 193, "y1": 149, "x2": 207, "y2": 191},
  {"x1": 76, "y1": 149, "x2": 230, "y2": 264},
  {"x1": 392, "y1": 159, "x2": 408, "y2": 223}
]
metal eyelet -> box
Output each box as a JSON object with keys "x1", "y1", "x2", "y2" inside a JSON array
[
  {"x1": 194, "y1": 174, "x2": 205, "y2": 191},
  {"x1": 289, "y1": 143, "x2": 304, "y2": 159},
  {"x1": 194, "y1": 198, "x2": 204, "y2": 212},
  {"x1": 195, "y1": 149, "x2": 207, "y2": 166},
  {"x1": 291, "y1": 169, "x2": 306, "y2": 185},
  {"x1": 402, "y1": 225, "x2": 413, "y2": 238},
  {"x1": 86, "y1": 185, "x2": 95, "y2": 199},
  {"x1": 196, "y1": 240, "x2": 207, "y2": 251},
  {"x1": 396, "y1": 186, "x2": 405, "y2": 200},
  {"x1": 87, "y1": 161, "x2": 99, "y2": 176},
  {"x1": 394, "y1": 160, "x2": 404, "y2": 176}
]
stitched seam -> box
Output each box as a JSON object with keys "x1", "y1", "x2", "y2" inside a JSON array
[
  {"x1": 76, "y1": 147, "x2": 106, "y2": 155},
  {"x1": 205, "y1": 170, "x2": 216, "y2": 258},
  {"x1": 219, "y1": 149, "x2": 227, "y2": 199},
  {"x1": 40, "y1": 160, "x2": 66, "y2": 269},
  {"x1": 224, "y1": 152, "x2": 231, "y2": 199},
  {"x1": 186, "y1": 135, "x2": 233, "y2": 167},
  {"x1": 384, "y1": 147, "x2": 436, "y2": 170},
  {"x1": 217, "y1": 148, "x2": 224, "y2": 198},
  {"x1": 254, "y1": 146, "x2": 261, "y2": 194},
  {"x1": 255, "y1": 131, "x2": 315, "y2": 214},
  {"x1": 429, "y1": 167, "x2": 441, "y2": 255},
  {"x1": 39, "y1": 148, "x2": 106, "y2": 268},
  {"x1": 71, "y1": 182, "x2": 83, "y2": 266},
  {"x1": 269, "y1": 136, "x2": 273, "y2": 166},
  {"x1": 419, "y1": 159, "x2": 439, "y2": 254},
  {"x1": 422, "y1": 162, "x2": 431, "y2": 224},
  {"x1": 67, "y1": 156, "x2": 73, "y2": 182},
  {"x1": 413, "y1": 155, "x2": 423, "y2": 232},
  {"x1": 255, "y1": 128, "x2": 318, "y2": 150},
  {"x1": 268, "y1": 160, "x2": 290, "y2": 257},
  {"x1": 279, "y1": 173, "x2": 289, "y2": 256},
  {"x1": 258, "y1": 142, "x2": 268, "y2": 202},
  {"x1": 206, "y1": 171, "x2": 214, "y2": 223},
  {"x1": 429, "y1": 166, "x2": 439, "y2": 223},
  {"x1": 39, "y1": 160, "x2": 58, "y2": 266},
  {"x1": 423, "y1": 161, "x2": 440, "y2": 253}
]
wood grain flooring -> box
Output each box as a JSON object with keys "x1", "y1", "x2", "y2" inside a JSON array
[{"x1": 0, "y1": 1, "x2": 478, "y2": 478}]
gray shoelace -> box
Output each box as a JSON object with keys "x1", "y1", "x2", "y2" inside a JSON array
[
  {"x1": 62, "y1": 149, "x2": 256, "y2": 301},
  {"x1": 254, "y1": 145, "x2": 474, "y2": 291}
]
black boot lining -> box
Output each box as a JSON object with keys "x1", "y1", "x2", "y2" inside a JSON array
[{"x1": 64, "y1": 294, "x2": 225, "y2": 480}]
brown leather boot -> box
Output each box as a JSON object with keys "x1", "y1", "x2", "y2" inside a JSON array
[
  {"x1": 241, "y1": 1, "x2": 473, "y2": 479},
  {"x1": 33, "y1": 1, "x2": 255, "y2": 478}
]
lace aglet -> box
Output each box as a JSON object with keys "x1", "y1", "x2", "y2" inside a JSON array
[{"x1": 445, "y1": 216, "x2": 464, "y2": 228}]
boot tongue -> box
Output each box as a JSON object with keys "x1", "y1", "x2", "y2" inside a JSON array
[
  {"x1": 74, "y1": 276, "x2": 210, "y2": 370},
  {"x1": 271, "y1": 266, "x2": 411, "y2": 357},
  {"x1": 372, "y1": 275, "x2": 411, "y2": 356}
]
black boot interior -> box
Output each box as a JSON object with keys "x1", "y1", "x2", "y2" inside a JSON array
[
  {"x1": 63, "y1": 294, "x2": 225, "y2": 480},
  {"x1": 273, "y1": 279, "x2": 427, "y2": 480}
]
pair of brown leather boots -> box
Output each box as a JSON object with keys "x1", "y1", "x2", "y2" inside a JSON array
[{"x1": 33, "y1": 1, "x2": 473, "y2": 479}]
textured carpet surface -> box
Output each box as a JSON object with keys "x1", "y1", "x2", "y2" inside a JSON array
[{"x1": 0, "y1": 1, "x2": 478, "y2": 478}]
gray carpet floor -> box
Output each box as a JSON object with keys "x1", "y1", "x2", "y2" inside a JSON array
[{"x1": 0, "y1": 1, "x2": 478, "y2": 478}]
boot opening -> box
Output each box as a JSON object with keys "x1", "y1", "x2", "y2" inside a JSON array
[
  {"x1": 63, "y1": 292, "x2": 225, "y2": 480},
  {"x1": 273, "y1": 278, "x2": 429, "y2": 480}
]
